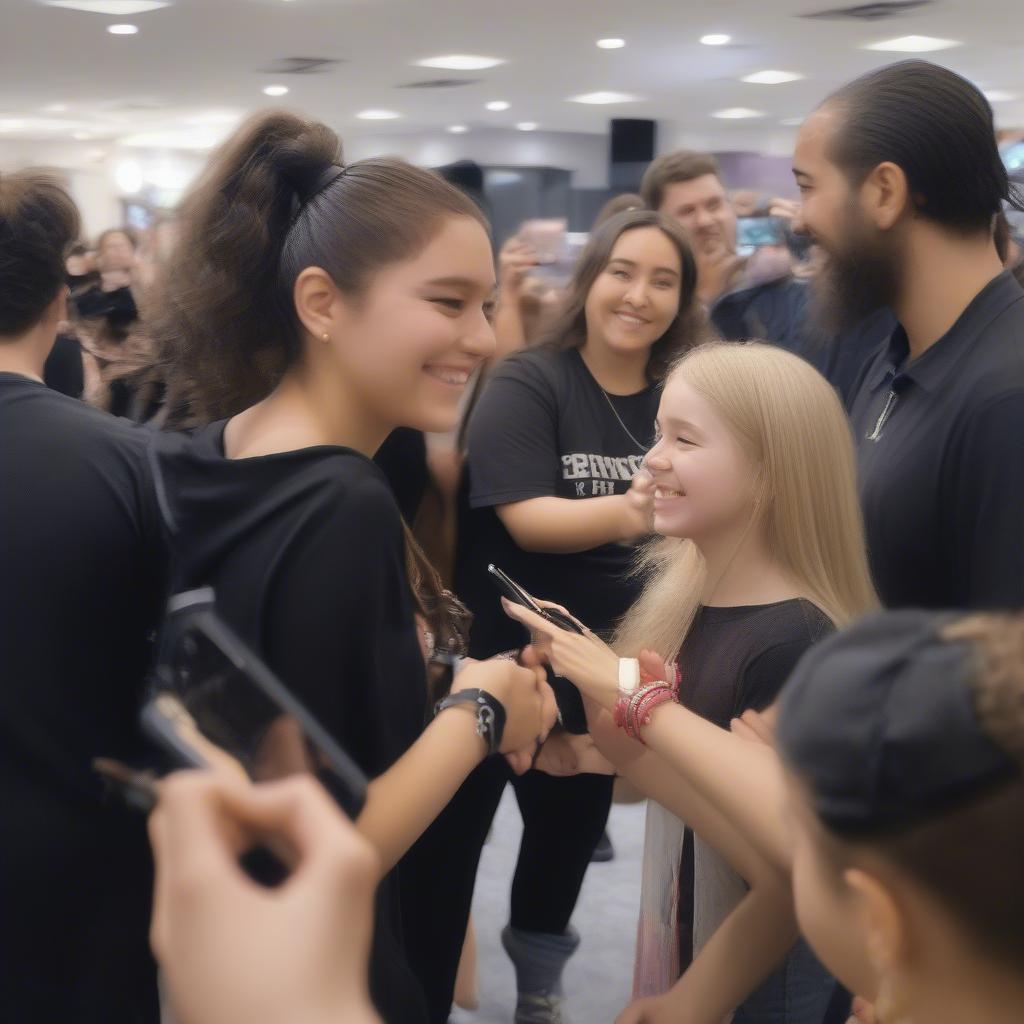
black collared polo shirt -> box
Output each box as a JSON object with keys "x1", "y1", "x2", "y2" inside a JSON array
[{"x1": 849, "y1": 271, "x2": 1024, "y2": 610}]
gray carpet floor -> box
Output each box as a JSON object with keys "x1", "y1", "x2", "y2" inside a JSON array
[{"x1": 450, "y1": 789, "x2": 647, "y2": 1024}]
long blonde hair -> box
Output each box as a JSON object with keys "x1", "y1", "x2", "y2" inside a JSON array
[{"x1": 615, "y1": 341, "x2": 877, "y2": 659}]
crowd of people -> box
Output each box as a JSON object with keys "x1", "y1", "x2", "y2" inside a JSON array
[{"x1": 1, "y1": 57, "x2": 1023, "y2": 1024}]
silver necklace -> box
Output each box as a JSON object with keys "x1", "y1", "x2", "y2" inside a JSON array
[{"x1": 597, "y1": 385, "x2": 648, "y2": 454}]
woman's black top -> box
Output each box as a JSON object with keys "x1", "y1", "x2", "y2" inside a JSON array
[
  {"x1": 0, "y1": 373, "x2": 167, "y2": 1022},
  {"x1": 456, "y1": 347, "x2": 658, "y2": 728},
  {"x1": 152, "y1": 422, "x2": 431, "y2": 1023},
  {"x1": 675, "y1": 600, "x2": 834, "y2": 970}
]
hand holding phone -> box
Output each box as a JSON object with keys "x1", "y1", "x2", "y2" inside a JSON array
[{"x1": 487, "y1": 564, "x2": 588, "y2": 635}]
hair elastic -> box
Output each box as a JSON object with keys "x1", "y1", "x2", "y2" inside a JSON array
[{"x1": 289, "y1": 164, "x2": 347, "y2": 221}]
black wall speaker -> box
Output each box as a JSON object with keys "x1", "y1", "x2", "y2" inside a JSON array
[{"x1": 609, "y1": 119, "x2": 657, "y2": 190}]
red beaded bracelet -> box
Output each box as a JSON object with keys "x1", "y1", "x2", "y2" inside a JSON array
[{"x1": 614, "y1": 681, "x2": 678, "y2": 743}]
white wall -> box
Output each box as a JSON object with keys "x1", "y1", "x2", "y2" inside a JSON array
[
  {"x1": 657, "y1": 122, "x2": 799, "y2": 160},
  {"x1": 2, "y1": 128, "x2": 612, "y2": 235},
  {"x1": 344, "y1": 127, "x2": 610, "y2": 188},
  {"x1": 0, "y1": 139, "x2": 207, "y2": 239},
  {"x1": 1, "y1": 120, "x2": 802, "y2": 237}
]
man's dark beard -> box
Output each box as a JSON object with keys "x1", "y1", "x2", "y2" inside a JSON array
[{"x1": 810, "y1": 222, "x2": 900, "y2": 339}]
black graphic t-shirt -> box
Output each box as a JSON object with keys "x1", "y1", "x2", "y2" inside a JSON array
[{"x1": 456, "y1": 346, "x2": 658, "y2": 694}]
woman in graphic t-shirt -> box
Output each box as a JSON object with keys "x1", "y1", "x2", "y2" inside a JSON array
[{"x1": 436, "y1": 210, "x2": 706, "y2": 1022}]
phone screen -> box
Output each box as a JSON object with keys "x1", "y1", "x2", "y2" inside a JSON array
[
  {"x1": 737, "y1": 216, "x2": 786, "y2": 250},
  {"x1": 152, "y1": 590, "x2": 367, "y2": 817}
]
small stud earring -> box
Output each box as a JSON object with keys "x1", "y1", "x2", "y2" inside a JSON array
[{"x1": 321, "y1": 332, "x2": 330, "y2": 343}]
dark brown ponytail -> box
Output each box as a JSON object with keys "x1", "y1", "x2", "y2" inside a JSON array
[
  {"x1": 147, "y1": 109, "x2": 482, "y2": 678},
  {"x1": 147, "y1": 109, "x2": 485, "y2": 423}
]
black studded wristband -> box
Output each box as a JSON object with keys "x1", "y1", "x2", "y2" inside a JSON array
[{"x1": 433, "y1": 688, "x2": 506, "y2": 755}]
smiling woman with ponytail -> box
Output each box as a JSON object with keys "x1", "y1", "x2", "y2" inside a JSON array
[{"x1": 147, "y1": 110, "x2": 555, "y2": 1022}]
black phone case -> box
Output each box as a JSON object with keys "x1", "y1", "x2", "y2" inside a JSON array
[
  {"x1": 149, "y1": 587, "x2": 368, "y2": 819},
  {"x1": 487, "y1": 564, "x2": 587, "y2": 635}
]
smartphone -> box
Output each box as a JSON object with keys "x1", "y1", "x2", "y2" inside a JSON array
[
  {"x1": 147, "y1": 587, "x2": 368, "y2": 819},
  {"x1": 487, "y1": 563, "x2": 588, "y2": 635},
  {"x1": 737, "y1": 215, "x2": 786, "y2": 250},
  {"x1": 487, "y1": 565, "x2": 592, "y2": 734},
  {"x1": 519, "y1": 217, "x2": 574, "y2": 285}
]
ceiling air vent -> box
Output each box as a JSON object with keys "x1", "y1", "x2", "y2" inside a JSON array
[
  {"x1": 800, "y1": 1, "x2": 934, "y2": 20},
  {"x1": 258, "y1": 57, "x2": 345, "y2": 75},
  {"x1": 398, "y1": 78, "x2": 483, "y2": 90}
]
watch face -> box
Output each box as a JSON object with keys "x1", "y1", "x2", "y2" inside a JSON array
[{"x1": 618, "y1": 657, "x2": 641, "y2": 693}]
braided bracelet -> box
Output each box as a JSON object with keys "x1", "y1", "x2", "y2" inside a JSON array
[{"x1": 613, "y1": 681, "x2": 678, "y2": 743}]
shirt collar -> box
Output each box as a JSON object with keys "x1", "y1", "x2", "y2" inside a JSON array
[{"x1": 866, "y1": 271, "x2": 1024, "y2": 394}]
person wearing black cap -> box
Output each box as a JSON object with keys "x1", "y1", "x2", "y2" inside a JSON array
[
  {"x1": 776, "y1": 610, "x2": 1024, "y2": 1024},
  {"x1": 792, "y1": 60, "x2": 1024, "y2": 610}
]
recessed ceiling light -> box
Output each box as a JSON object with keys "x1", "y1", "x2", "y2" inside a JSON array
[
  {"x1": 357, "y1": 109, "x2": 401, "y2": 120},
  {"x1": 485, "y1": 100, "x2": 510, "y2": 111},
  {"x1": 115, "y1": 159, "x2": 144, "y2": 194},
  {"x1": 516, "y1": 122, "x2": 538, "y2": 131},
  {"x1": 700, "y1": 34, "x2": 731, "y2": 46},
  {"x1": 597, "y1": 38, "x2": 625, "y2": 49},
  {"x1": 72, "y1": 130, "x2": 94, "y2": 140},
  {"x1": 741, "y1": 70, "x2": 804, "y2": 85},
  {"x1": 985, "y1": 90, "x2": 1019, "y2": 103},
  {"x1": 864, "y1": 35, "x2": 960, "y2": 53},
  {"x1": 448, "y1": 124, "x2": 469, "y2": 134},
  {"x1": 569, "y1": 91, "x2": 639, "y2": 105},
  {"x1": 263, "y1": 85, "x2": 289, "y2": 97},
  {"x1": 415, "y1": 54, "x2": 505, "y2": 71},
  {"x1": 107, "y1": 23, "x2": 139, "y2": 34},
  {"x1": 45, "y1": 1, "x2": 168, "y2": 13},
  {"x1": 711, "y1": 107, "x2": 765, "y2": 119}
]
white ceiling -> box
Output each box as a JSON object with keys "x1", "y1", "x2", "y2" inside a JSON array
[{"x1": 1, "y1": 0, "x2": 1022, "y2": 152}]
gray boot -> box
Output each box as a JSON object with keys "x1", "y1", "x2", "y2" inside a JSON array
[{"x1": 501, "y1": 924, "x2": 581, "y2": 1024}]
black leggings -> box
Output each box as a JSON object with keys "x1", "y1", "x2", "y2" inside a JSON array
[
  {"x1": 509, "y1": 767, "x2": 614, "y2": 933},
  {"x1": 399, "y1": 757, "x2": 614, "y2": 1023}
]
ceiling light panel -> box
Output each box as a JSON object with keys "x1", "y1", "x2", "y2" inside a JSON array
[
  {"x1": 485, "y1": 101, "x2": 510, "y2": 111},
  {"x1": 597, "y1": 38, "x2": 625, "y2": 49},
  {"x1": 415, "y1": 55, "x2": 505, "y2": 71},
  {"x1": 569, "y1": 91, "x2": 639, "y2": 104},
  {"x1": 741, "y1": 70, "x2": 804, "y2": 85},
  {"x1": 357, "y1": 109, "x2": 401, "y2": 120},
  {"x1": 864, "y1": 35, "x2": 960, "y2": 52},
  {"x1": 700, "y1": 34, "x2": 731, "y2": 46},
  {"x1": 44, "y1": 1, "x2": 169, "y2": 13},
  {"x1": 712, "y1": 107, "x2": 765, "y2": 119}
]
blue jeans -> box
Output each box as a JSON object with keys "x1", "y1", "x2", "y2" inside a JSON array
[{"x1": 732, "y1": 938, "x2": 838, "y2": 1024}]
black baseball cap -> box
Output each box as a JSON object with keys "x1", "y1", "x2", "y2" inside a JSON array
[{"x1": 777, "y1": 609, "x2": 1020, "y2": 835}]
